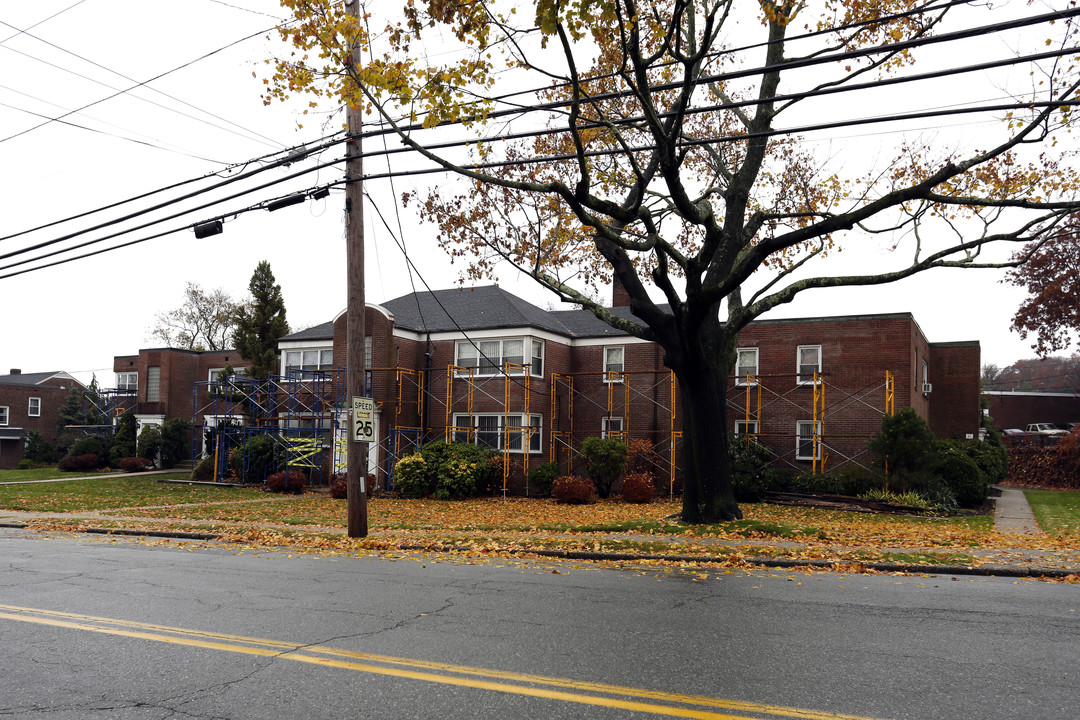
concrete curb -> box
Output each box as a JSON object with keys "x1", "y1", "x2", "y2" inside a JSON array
[{"x1": 4, "y1": 522, "x2": 1075, "y2": 580}]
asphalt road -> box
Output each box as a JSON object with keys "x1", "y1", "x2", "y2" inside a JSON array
[{"x1": 0, "y1": 528, "x2": 1076, "y2": 720}]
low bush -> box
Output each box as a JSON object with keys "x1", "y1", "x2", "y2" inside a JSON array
[
  {"x1": 136, "y1": 425, "x2": 162, "y2": 463},
  {"x1": 329, "y1": 473, "x2": 347, "y2": 499},
  {"x1": 229, "y1": 434, "x2": 282, "y2": 484},
  {"x1": 528, "y1": 462, "x2": 559, "y2": 497},
  {"x1": 58, "y1": 454, "x2": 100, "y2": 472},
  {"x1": 118, "y1": 457, "x2": 153, "y2": 473},
  {"x1": 266, "y1": 469, "x2": 307, "y2": 494},
  {"x1": 729, "y1": 435, "x2": 777, "y2": 502},
  {"x1": 68, "y1": 437, "x2": 108, "y2": 466},
  {"x1": 621, "y1": 471, "x2": 656, "y2": 503},
  {"x1": 191, "y1": 456, "x2": 216, "y2": 482},
  {"x1": 393, "y1": 454, "x2": 429, "y2": 498},
  {"x1": 580, "y1": 437, "x2": 628, "y2": 498},
  {"x1": 109, "y1": 413, "x2": 137, "y2": 466},
  {"x1": 552, "y1": 475, "x2": 598, "y2": 504},
  {"x1": 23, "y1": 430, "x2": 56, "y2": 464},
  {"x1": 159, "y1": 418, "x2": 191, "y2": 468},
  {"x1": 393, "y1": 442, "x2": 497, "y2": 499},
  {"x1": 937, "y1": 441, "x2": 988, "y2": 507}
]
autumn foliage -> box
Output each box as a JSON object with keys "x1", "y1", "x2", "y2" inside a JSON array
[
  {"x1": 552, "y1": 475, "x2": 598, "y2": 505},
  {"x1": 621, "y1": 472, "x2": 657, "y2": 504},
  {"x1": 1005, "y1": 216, "x2": 1080, "y2": 356},
  {"x1": 266, "y1": 470, "x2": 308, "y2": 494}
]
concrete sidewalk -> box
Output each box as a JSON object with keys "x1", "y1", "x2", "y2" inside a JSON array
[{"x1": 992, "y1": 485, "x2": 1043, "y2": 535}]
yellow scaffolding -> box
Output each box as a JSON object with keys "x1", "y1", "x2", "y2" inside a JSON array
[
  {"x1": 444, "y1": 365, "x2": 475, "y2": 443},
  {"x1": 502, "y1": 363, "x2": 532, "y2": 494}
]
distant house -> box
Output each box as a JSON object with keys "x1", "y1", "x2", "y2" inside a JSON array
[{"x1": 0, "y1": 369, "x2": 82, "y2": 470}]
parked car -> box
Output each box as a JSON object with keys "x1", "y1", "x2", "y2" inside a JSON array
[
  {"x1": 1025, "y1": 423, "x2": 1069, "y2": 436},
  {"x1": 1053, "y1": 422, "x2": 1077, "y2": 432},
  {"x1": 1000, "y1": 428, "x2": 1026, "y2": 436}
]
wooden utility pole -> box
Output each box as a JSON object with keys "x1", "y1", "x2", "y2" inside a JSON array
[{"x1": 345, "y1": 0, "x2": 368, "y2": 537}]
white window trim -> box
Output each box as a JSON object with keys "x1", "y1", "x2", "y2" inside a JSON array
[
  {"x1": 283, "y1": 347, "x2": 336, "y2": 374},
  {"x1": 28, "y1": 397, "x2": 41, "y2": 417},
  {"x1": 734, "y1": 419, "x2": 758, "y2": 436},
  {"x1": 454, "y1": 338, "x2": 544, "y2": 378},
  {"x1": 603, "y1": 346, "x2": 625, "y2": 384},
  {"x1": 796, "y1": 345, "x2": 822, "y2": 385},
  {"x1": 0, "y1": 406, "x2": 8, "y2": 426},
  {"x1": 116, "y1": 372, "x2": 138, "y2": 391},
  {"x1": 601, "y1": 416, "x2": 624, "y2": 439},
  {"x1": 452, "y1": 413, "x2": 543, "y2": 453},
  {"x1": 735, "y1": 347, "x2": 759, "y2": 386},
  {"x1": 796, "y1": 420, "x2": 822, "y2": 460}
]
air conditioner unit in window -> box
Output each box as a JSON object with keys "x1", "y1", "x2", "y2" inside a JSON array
[{"x1": 922, "y1": 383, "x2": 933, "y2": 394}]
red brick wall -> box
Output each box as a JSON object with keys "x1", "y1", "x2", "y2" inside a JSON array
[
  {"x1": 929, "y1": 342, "x2": 982, "y2": 440},
  {"x1": 0, "y1": 381, "x2": 74, "y2": 469},
  {"x1": 984, "y1": 392, "x2": 1080, "y2": 430}
]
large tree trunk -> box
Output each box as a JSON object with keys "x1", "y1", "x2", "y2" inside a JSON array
[{"x1": 668, "y1": 338, "x2": 743, "y2": 523}]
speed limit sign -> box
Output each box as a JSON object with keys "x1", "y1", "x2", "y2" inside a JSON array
[{"x1": 352, "y1": 396, "x2": 375, "y2": 442}]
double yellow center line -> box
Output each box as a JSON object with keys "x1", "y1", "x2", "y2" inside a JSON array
[{"x1": 0, "y1": 604, "x2": 882, "y2": 720}]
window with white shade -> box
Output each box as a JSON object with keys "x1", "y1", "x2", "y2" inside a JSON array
[
  {"x1": 28, "y1": 397, "x2": 41, "y2": 417},
  {"x1": 603, "y1": 346, "x2": 624, "y2": 383},
  {"x1": 452, "y1": 413, "x2": 542, "y2": 452},
  {"x1": 455, "y1": 338, "x2": 544, "y2": 377},
  {"x1": 796, "y1": 420, "x2": 821, "y2": 460},
  {"x1": 735, "y1": 348, "x2": 758, "y2": 385},
  {"x1": 797, "y1": 345, "x2": 821, "y2": 384}
]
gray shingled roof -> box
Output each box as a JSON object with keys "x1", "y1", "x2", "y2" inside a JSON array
[
  {"x1": 0, "y1": 371, "x2": 75, "y2": 387},
  {"x1": 280, "y1": 320, "x2": 335, "y2": 342},
  {"x1": 383, "y1": 286, "x2": 580, "y2": 335}
]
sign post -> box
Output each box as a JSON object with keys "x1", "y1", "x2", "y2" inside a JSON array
[{"x1": 352, "y1": 396, "x2": 375, "y2": 495}]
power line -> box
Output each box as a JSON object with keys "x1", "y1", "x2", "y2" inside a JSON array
[
  {"x1": 0, "y1": 18, "x2": 286, "y2": 151},
  {"x1": 0, "y1": 23, "x2": 281, "y2": 146}
]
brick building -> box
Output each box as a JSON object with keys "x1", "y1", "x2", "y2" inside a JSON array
[
  {"x1": 0, "y1": 370, "x2": 82, "y2": 470},
  {"x1": 269, "y1": 286, "x2": 981, "y2": 493}
]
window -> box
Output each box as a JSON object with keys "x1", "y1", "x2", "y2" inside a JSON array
[
  {"x1": 0, "y1": 406, "x2": 8, "y2": 426},
  {"x1": 146, "y1": 367, "x2": 161, "y2": 403},
  {"x1": 734, "y1": 420, "x2": 758, "y2": 436},
  {"x1": 285, "y1": 348, "x2": 335, "y2": 372},
  {"x1": 116, "y1": 372, "x2": 137, "y2": 391},
  {"x1": 797, "y1": 345, "x2": 821, "y2": 384},
  {"x1": 796, "y1": 420, "x2": 821, "y2": 460},
  {"x1": 452, "y1": 413, "x2": 542, "y2": 452},
  {"x1": 208, "y1": 367, "x2": 248, "y2": 383},
  {"x1": 601, "y1": 416, "x2": 624, "y2": 439},
  {"x1": 28, "y1": 397, "x2": 41, "y2": 417},
  {"x1": 603, "y1": 346, "x2": 624, "y2": 383},
  {"x1": 455, "y1": 338, "x2": 544, "y2": 377},
  {"x1": 365, "y1": 336, "x2": 373, "y2": 369},
  {"x1": 736, "y1": 348, "x2": 758, "y2": 385}
]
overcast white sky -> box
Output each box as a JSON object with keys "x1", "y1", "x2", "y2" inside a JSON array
[{"x1": 0, "y1": 0, "x2": 1067, "y2": 387}]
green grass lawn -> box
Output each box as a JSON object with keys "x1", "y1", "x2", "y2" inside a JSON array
[
  {"x1": 0, "y1": 474, "x2": 262, "y2": 512},
  {"x1": 1024, "y1": 488, "x2": 1080, "y2": 538},
  {"x1": 0, "y1": 468, "x2": 118, "y2": 483}
]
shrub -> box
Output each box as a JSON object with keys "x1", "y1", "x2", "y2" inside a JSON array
[
  {"x1": 136, "y1": 425, "x2": 162, "y2": 464},
  {"x1": 58, "y1": 454, "x2": 99, "y2": 472},
  {"x1": 950, "y1": 438, "x2": 1006, "y2": 486},
  {"x1": 68, "y1": 437, "x2": 108, "y2": 467},
  {"x1": 621, "y1": 472, "x2": 656, "y2": 503},
  {"x1": 552, "y1": 475, "x2": 598, "y2": 504},
  {"x1": 108, "y1": 413, "x2": 137, "y2": 466},
  {"x1": 393, "y1": 454, "x2": 429, "y2": 498},
  {"x1": 329, "y1": 473, "x2": 348, "y2": 499},
  {"x1": 528, "y1": 462, "x2": 559, "y2": 497},
  {"x1": 118, "y1": 457, "x2": 153, "y2": 473},
  {"x1": 191, "y1": 456, "x2": 216, "y2": 482},
  {"x1": 626, "y1": 438, "x2": 664, "y2": 478},
  {"x1": 266, "y1": 469, "x2": 307, "y2": 494},
  {"x1": 230, "y1": 434, "x2": 281, "y2": 484},
  {"x1": 937, "y1": 441, "x2": 989, "y2": 507},
  {"x1": 728, "y1": 435, "x2": 776, "y2": 501},
  {"x1": 580, "y1": 437, "x2": 628, "y2": 498},
  {"x1": 393, "y1": 442, "x2": 498, "y2": 499},
  {"x1": 868, "y1": 408, "x2": 939, "y2": 477},
  {"x1": 23, "y1": 430, "x2": 56, "y2": 464},
  {"x1": 159, "y1": 418, "x2": 191, "y2": 468}
]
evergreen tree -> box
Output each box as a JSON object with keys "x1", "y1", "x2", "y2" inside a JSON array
[
  {"x1": 232, "y1": 261, "x2": 289, "y2": 381},
  {"x1": 109, "y1": 412, "x2": 138, "y2": 465}
]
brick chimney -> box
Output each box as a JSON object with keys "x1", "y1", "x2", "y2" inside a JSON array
[
  {"x1": 9, "y1": 368, "x2": 21, "y2": 375},
  {"x1": 612, "y1": 276, "x2": 631, "y2": 307}
]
